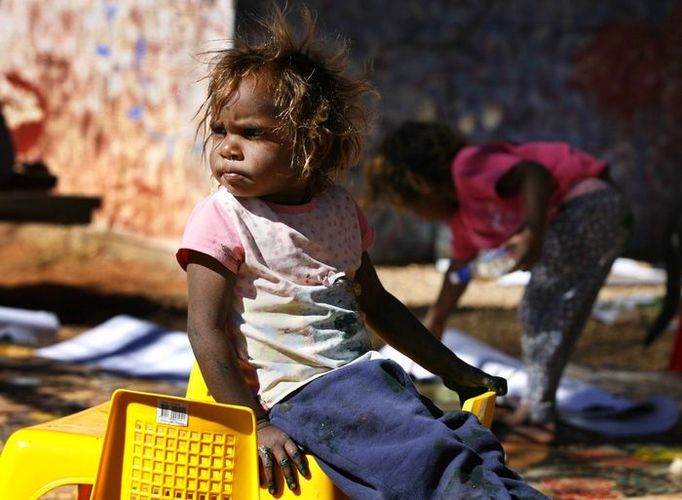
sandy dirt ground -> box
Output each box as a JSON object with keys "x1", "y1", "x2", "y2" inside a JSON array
[{"x1": 1, "y1": 224, "x2": 681, "y2": 498}]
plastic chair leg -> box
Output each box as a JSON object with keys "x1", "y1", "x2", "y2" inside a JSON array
[
  {"x1": 461, "y1": 390, "x2": 497, "y2": 428},
  {"x1": 0, "y1": 401, "x2": 109, "y2": 499}
]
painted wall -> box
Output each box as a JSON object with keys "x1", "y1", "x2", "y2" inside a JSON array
[
  {"x1": 0, "y1": 0, "x2": 234, "y2": 238},
  {"x1": 241, "y1": 0, "x2": 682, "y2": 263},
  {"x1": 2, "y1": 0, "x2": 680, "y2": 262}
]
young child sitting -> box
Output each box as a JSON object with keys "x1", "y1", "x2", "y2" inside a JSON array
[
  {"x1": 365, "y1": 121, "x2": 630, "y2": 443},
  {"x1": 177, "y1": 7, "x2": 547, "y2": 498}
]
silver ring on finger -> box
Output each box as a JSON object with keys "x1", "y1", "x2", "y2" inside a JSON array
[{"x1": 258, "y1": 446, "x2": 273, "y2": 464}]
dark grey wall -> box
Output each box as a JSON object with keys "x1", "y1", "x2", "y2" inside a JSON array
[{"x1": 238, "y1": 0, "x2": 682, "y2": 264}]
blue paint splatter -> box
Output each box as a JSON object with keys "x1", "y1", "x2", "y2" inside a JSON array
[
  {"x1": 103, "y1": 3, "x2": 118, "y2": 24},
  {"x1": 96, "y1": 44, "x2": 110, "y2": 57},
  {"x1": 135, "y1": 37, "x2": 146, "y2": 62},
  {"x1": 127, "y1": 105, "x2": 144, "y2": 120}
]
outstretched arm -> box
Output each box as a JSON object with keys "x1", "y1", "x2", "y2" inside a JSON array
[
  {"x1": 423, "y1": 258, "x2": 470, "y2": 339},
  {"x1": 185, "y1": 250, "x2": 308, "y2": 493},
  {"x1": 355, "y1": 252, "x2": 507, "y2": 397},
  {"x1": 496, "y1": 160, "x2": 552, "y2": 271}
]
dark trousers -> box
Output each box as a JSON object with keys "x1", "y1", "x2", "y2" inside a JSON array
[
  {"x1": 521, "y1": 186, "x2": 629, "y2": 423},
  {"x1": 270, "y1": 359, "x2": 547, "y2": 499}
]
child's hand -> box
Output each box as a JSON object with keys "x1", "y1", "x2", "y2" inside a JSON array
[
  {"x1": 505, "y1": 227, "x2": 543, "y2": 271},
  {"x1": 484, "y1": 375, "x2": 508, "y2": 396},
  {"x1": 257, "y1": 422, "x2": 310, "y2": 494},
  {"x1": 442, "y1": 372, "x2": 508, "y2": 402}
]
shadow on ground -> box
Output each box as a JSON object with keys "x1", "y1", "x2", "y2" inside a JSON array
[{"x1": 0, "y1": 283, "x2": 187, "y2": 330}]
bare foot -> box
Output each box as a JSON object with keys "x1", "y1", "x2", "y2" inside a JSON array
[{"x1": 495, "y1": 404, "x2": 556, "y2": 444}]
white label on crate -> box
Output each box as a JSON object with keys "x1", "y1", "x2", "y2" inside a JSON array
[{"x1": 156, "y1": 400, "x2": 189, "y2": 426}]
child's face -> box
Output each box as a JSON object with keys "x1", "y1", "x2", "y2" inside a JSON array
[{"x1": 209, "y1": 74, "x2": 308, "y2": 204}]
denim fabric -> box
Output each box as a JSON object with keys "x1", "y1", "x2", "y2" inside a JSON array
[{"x1": 270, "y1": 359, "x2": 547, "y2": 499}]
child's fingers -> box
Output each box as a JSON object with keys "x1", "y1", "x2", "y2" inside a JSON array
[
  {"x1": 486, "y1": 375, "x2": 508, "y2": 396},
  {"x1": 275, "y1": 441, "x2": 303, "y2": 491},
  {"x1": 287, "y1": 442, "x2": 310, "y2": 477},
  {"x1": 277, "y1": 454, "x2": 297, "y2": 491},
  {"x1": 258, "y1": 445, "x2": 277, "y2": 494}
]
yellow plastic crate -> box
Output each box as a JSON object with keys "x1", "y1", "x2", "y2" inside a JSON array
[
  {"x1": 0, "y1": 401, "x2": 108, "y2": 499},
  {"x1": 185, "y1": 362, "x2": 346, "y2": 499},
  {"x1": 92, "y1": 389, "x2": 259, "y2": 500},
  {"x1": 0, "y1": 368, "x2": 494, "y2": 499}
]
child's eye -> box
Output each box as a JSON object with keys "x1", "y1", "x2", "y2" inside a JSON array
[
  {"x1": 243, "y1": 128, "x2": 264, "y2": 138},
  {"x1": 210, "y1": 123, "x2": 226, "y2": 136}
]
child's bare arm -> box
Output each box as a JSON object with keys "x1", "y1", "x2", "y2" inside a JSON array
[
  {"x1": 497, "y1": 160, "x2": 552, "y2": 270},
  {"x1": 424, "y1": 259, "x2": 470, "y2": 339},
  {"x1": 186, "y1": 250, "x2": 265, "y2": 416},
  {"x1": 355, "y1": 252, "x2": 507, "y2": 396},
  {"x1": 185, "y1": 250, "x2": 308, "y2": 493}
]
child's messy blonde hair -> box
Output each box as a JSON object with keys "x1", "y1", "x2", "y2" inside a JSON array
[
  {"x1": 364, "y1": 121, "x2": 467, "y2": 208},
  {"x1": 198, "y1": 6, "x2": 374, "y2": 195}
]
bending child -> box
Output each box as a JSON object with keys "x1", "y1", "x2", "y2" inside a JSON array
[
  {"x1": 365, "y1": 121, "x2": 630, "y2": 443},
  {"x1": 177, "y1": 7, "x2": 546, "y2": 499}
]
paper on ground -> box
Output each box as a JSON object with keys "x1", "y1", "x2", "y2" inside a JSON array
[
  {"x1": 380, "y1": 328, "x2": 679, "y2": 437},
  {"x1": 0, "y1": 305, "x2": 60, "y2": 346},
  {"x1": 495, "y1": 258, "x2": 666, "y2": 287},
  {"x1": 591, "y1": 293, "x2": 662, "y2": 324},
  {"x1": 37, "y1": 315, "x2": 679, "y2": 437},
  {"x1": 38, "y1": 315, "x2": 193, "y2": 380}
]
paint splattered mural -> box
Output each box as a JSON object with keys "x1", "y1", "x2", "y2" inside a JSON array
[
  {"x1": 3, "y1": 0, "x2": 680, "y2": 254},
  {"x1": 0, "y1": 0, "x2": 234, "y2": 237}
]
